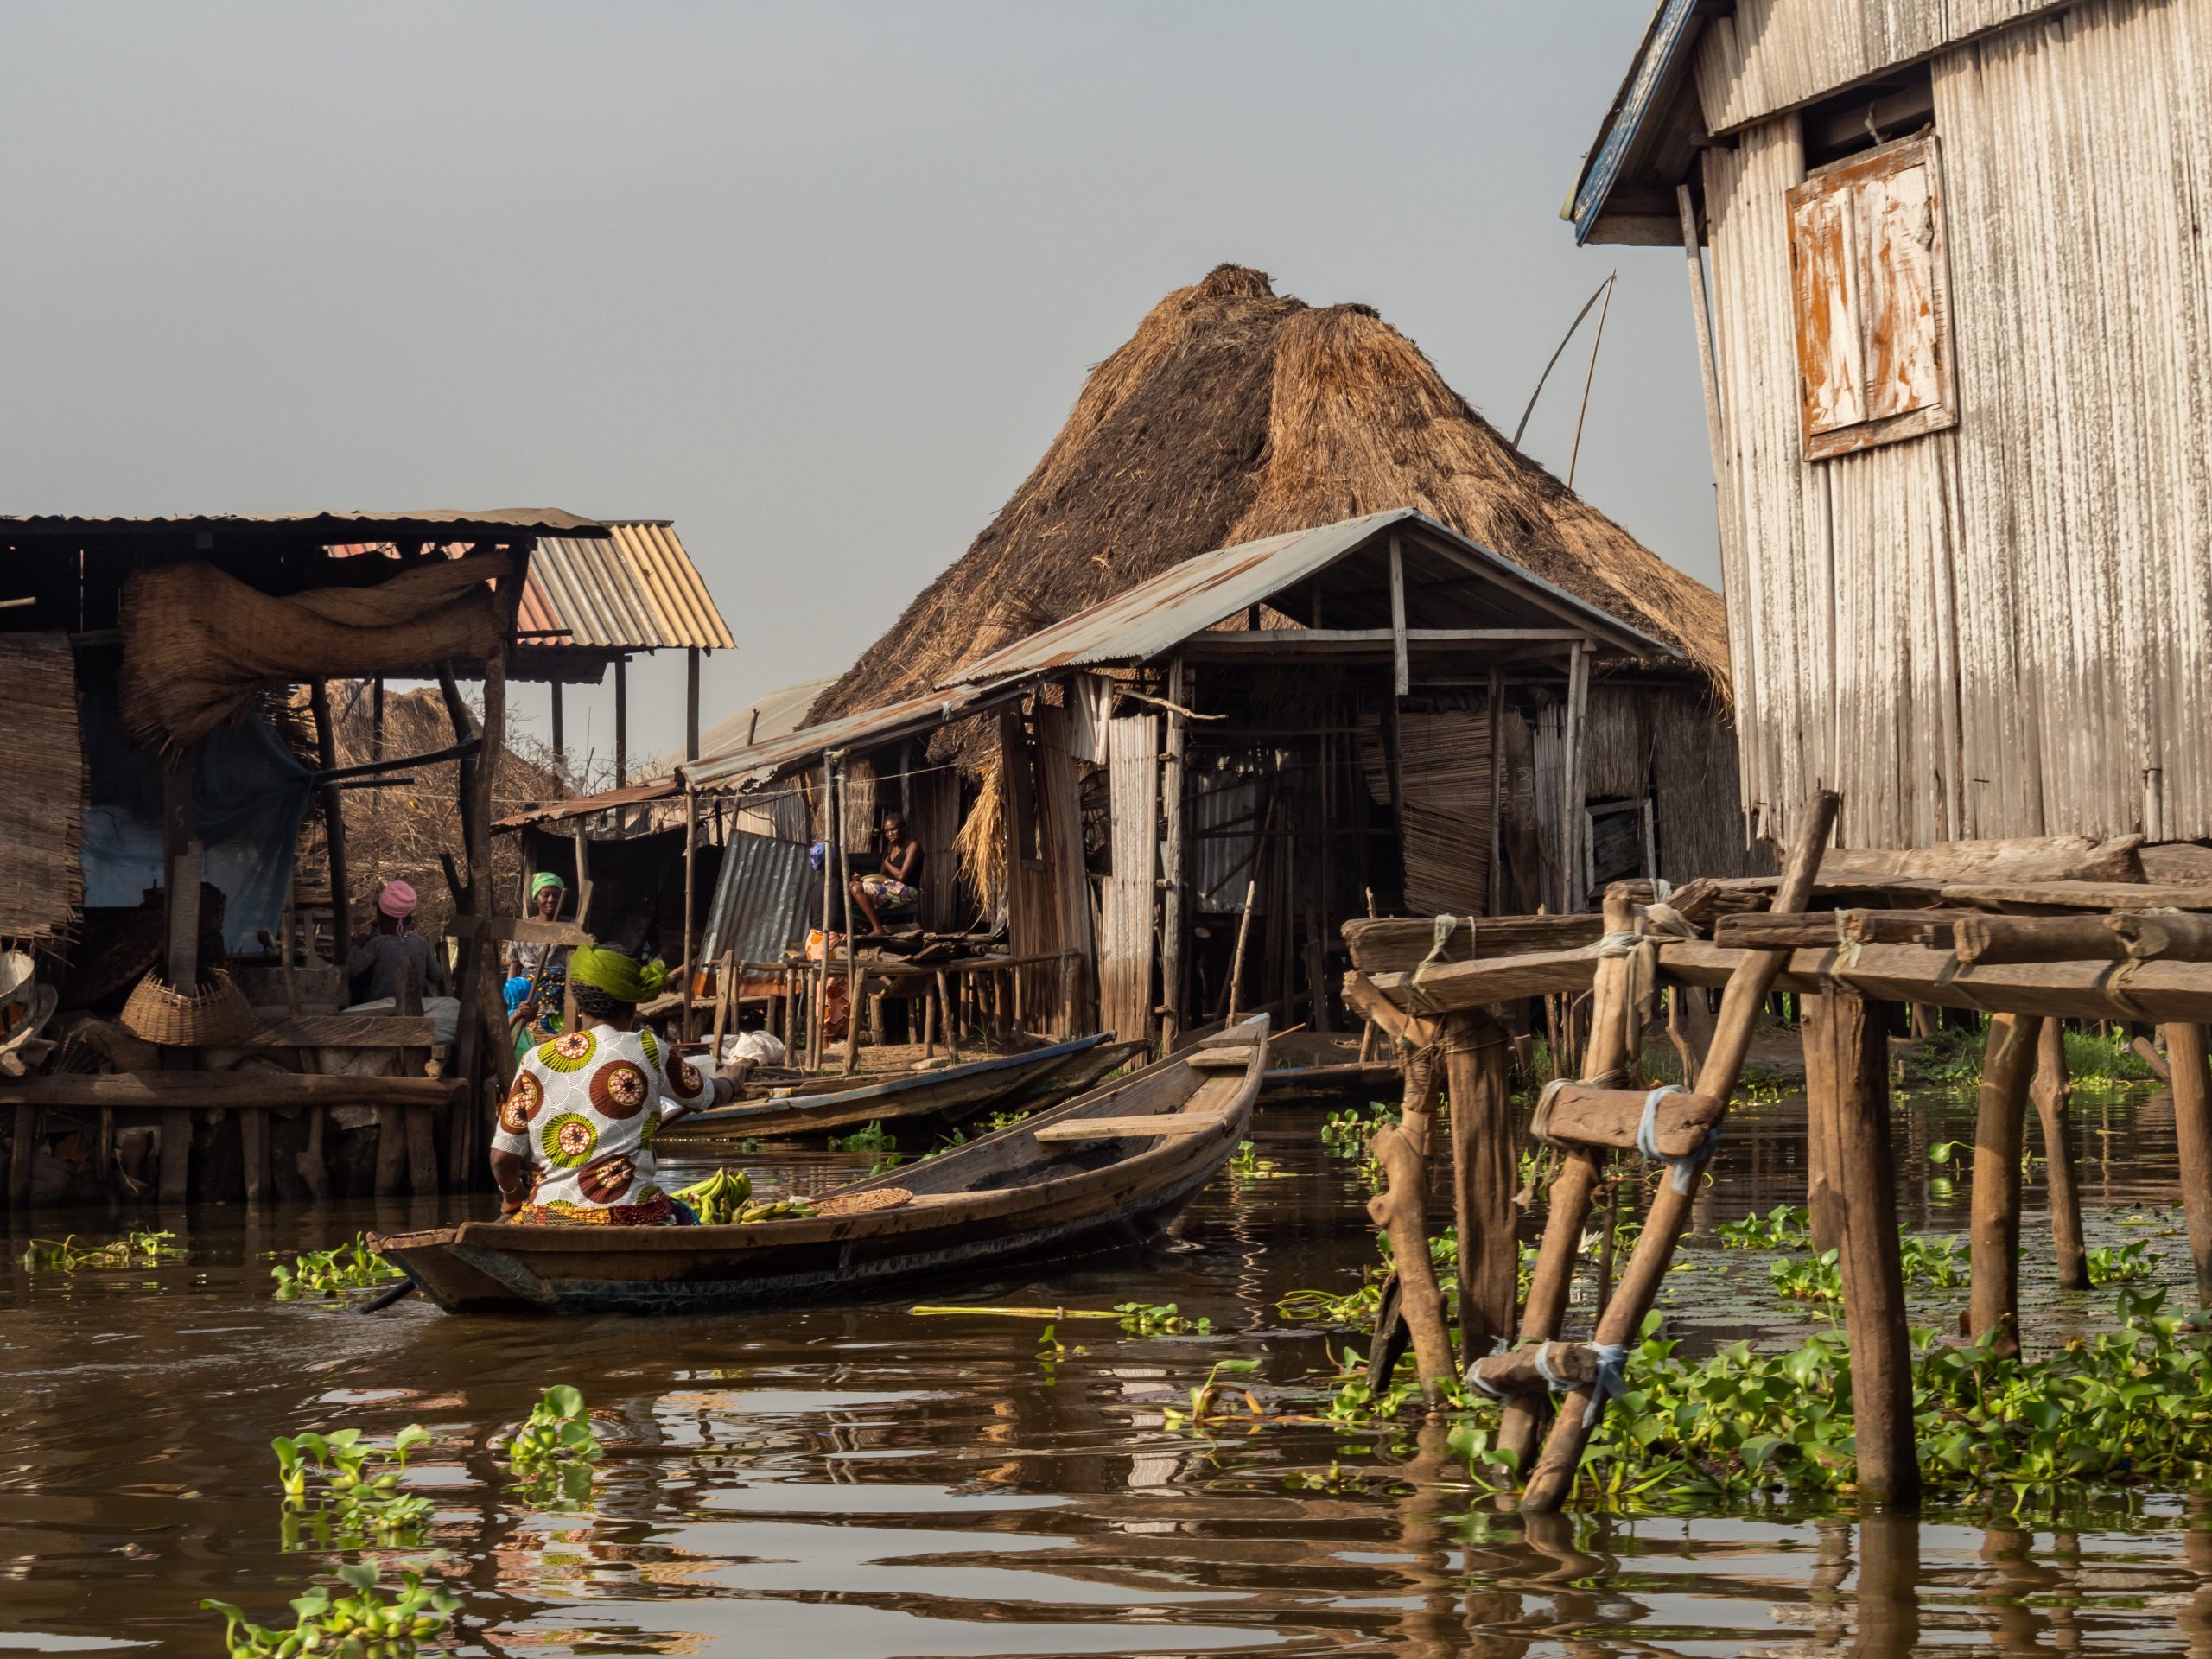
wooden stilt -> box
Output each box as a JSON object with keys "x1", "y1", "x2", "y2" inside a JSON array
[
  {"x1": 2167, "y1": 1023, "x2": 2212, "y2": 1306},
  {"x1": 1444, "y1": 1009, "x2": 1516, "y2": 1361},
  {"x1": 1802, "y1": 983, "x2": 1844, "y2": 1255},
  {"x1": 158, "y1": 1108, "x2": 190, "y2": 1204},
  {"x1": 1967, "y1": 1010, "x2": 2037, "y2": 1358},
  {"x1": 2031, "y1": 1017, "x2": 2088, "y2": 1291},
  {"x1": 1519, "y1": 788, "x2": 1838, "y2": 1514},
  {"x1": 1365, "y1": 1037, "x2": 1452, "y2": 1401},
  {"x1": 1493, "y1": 887, "x2": 1638, "y2": 1471},
  {"x1": 240, "y1": 1107, "x2": 268, "y2": 1205},
  {"x1": 1811, "y1": 986, "x2": 1918, "y2": 1506},
  {"x1": 10, "y1": 1102, "x2": 36, "y2": 1206},
  {"x1": 937, "y1": 969, "x2": 959, "y2": 1062}
]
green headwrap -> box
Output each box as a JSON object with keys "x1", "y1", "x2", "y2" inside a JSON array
[
  {"x1": 530, "y1": 871, "x2": 567, "y2": 899},
  {"x1": 568, "y1": 944, "x2": 668, "y2": 1005}
]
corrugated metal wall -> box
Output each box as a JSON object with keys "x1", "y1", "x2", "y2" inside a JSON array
[
  {"x1": 1701, "y1": 0, "x2": 2212, "y2": 849},
  {"x1": 1693, "y1": 0, "x2": 2067, "y2": 133},
  {"x1": 699, "y1": 831, "x2": 814, "y2": 965}
]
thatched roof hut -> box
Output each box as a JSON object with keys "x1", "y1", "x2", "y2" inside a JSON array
[{"x1": 811, "y1": 264, "x2": 1729, "y2": 726}]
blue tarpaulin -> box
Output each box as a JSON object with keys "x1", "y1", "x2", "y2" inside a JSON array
[{"x1": 77, "y1": 662, "x2": 313, "y2": 951}]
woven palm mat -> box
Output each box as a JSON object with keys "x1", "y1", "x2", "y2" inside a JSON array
[
  {"x1": 814, "y1": 1186, "x2": 912, "y2": 1217},
  {"x1": 0, "y1": 632, "x2": 86, "y2": 944}
]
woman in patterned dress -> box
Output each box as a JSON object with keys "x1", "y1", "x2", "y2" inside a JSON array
[{"x1": 488, "y1": 944, "x2": 747, "y2": 1225}]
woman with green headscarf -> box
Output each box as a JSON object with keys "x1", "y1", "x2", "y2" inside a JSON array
[
  {"x1": 490, "y1": 943, "x2": 749, "y2": 1225},
  {"x1": 505, "y1": 872, "x2": 572, "y2": 1056}
]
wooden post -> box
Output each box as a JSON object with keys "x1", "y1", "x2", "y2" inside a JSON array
[
  {"x1": 395, "y1": 956, "x2": 439, "y2": 1196},
  {"x1": 1485, "y1": 664, "x2": 1505, "y2": 918},
  {"x1": 162, "y1": 749, "x2": 203, "y2": 990},
  {"x1": 1366, "y1": 1038, "x2": 1452, "y2": 1401},
  {"x1": 1520, "y1": 788, "x2": 1840, "y2": 1513},
  {"x1": 839, "y1": 765, "x2": 861, "y2": 1076},
  {"x1": 1445, "y1": 1009, "x2": 1516, "y2": 1361},
  {"x1": 1387, "y1": 532, "x2": 1410, "y2": 699},
  {"x1": 1809, "y1": 986, "x2": 1918, "y2": 1506},
  {"x1": 1968, "y1": 1010, "x2": 2037, "y2": 1358},
  {"x1": 811, "y1": 755, "x2": 835, "y2": 1072},
  {"x1": 9, "y1": 1103, "x2": 35, "y2": 1207},
  {"x1": 680, "y1": 786, "x2": 699, "y2": 1042},
  {"x1": 1802, "y1": 982, "x2": 1844, "y2": 1255},
  {"x1": 308, "y1": 687, "x2": 349, "y2": 960},
  {"x1": 1160, "y1": 657, "x2": 1188, "y2": 1049},
  {"x1": 550, "y1": 681, "x2": 564, "y2": 789},
  {"x1": 1495, "y1": 885, "x2": 1637, "y2": 1470},
  {"x1": 937, "y1": 968, "x2": 960, "y2": 1063},
  {"x1": 685, "y1": 645, "x2": 701, "y2": 763},
  {"x1": 614, "y1": 655, "x2": 629, "y2": 790},
  {"x1": 2168, "y1": 1023, "x2": 2212, "y2": 1306},
  {"x1": 709, "y1": 950, "x2": 735, "y2": 1063},
  {"x1": 240, "y1": 1105, "x2": 269, "y2": 1205},
  {"x1": 1560, "y1": 644, "x2": 1591, "y2": 912},
  {"x1": 2031, "y1": 1017, "x2": 2089, "y2": 1291},
  {"x1": 157, "y1": 1108, "x2": 190, "y2": 1204},
  {"x1": 1675, "y1": 183, "x2": 1728, "y2": 503},
  {"x1": 371, "y1": 676, "x2": 386, "y2": 761}
]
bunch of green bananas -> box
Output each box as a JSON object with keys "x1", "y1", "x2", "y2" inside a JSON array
[
  {"x1": 734, "y1": 1196, "x2": 817, "y2": 1224},
  {"x1": 673, "y1": 1167, "x2": 753, "y2": 1224}
]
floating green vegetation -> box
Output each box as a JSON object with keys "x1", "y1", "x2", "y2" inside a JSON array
[
  {"x1": 1161, "y1": 1358, "x2": 1262, "y2": 1429},
  {"x1": 1321, "y1": 1102, "x2": 1392, "y2": 1156},
  {"x1": 827, "y1": 1120, "x2": 902, "y2": 1174},
  {"x1": 978, "y1": 1107, "x2": 1032, "y2": 1134},
  {"x1": 271, "y1": 1236, "x2": 401, "y2": 1300},
  {"x1": 1713, "y1": 1204, "x2": 1814, "y2": 1251},
  {"x1": 272, "y1": 1425, "x2": 432, "y2": 1546},
  {"x1": 507, "y1": 1385, "x2": 602, "y2": 1503},
  {"x1": 1230, "y1": 1140, "x2": 1291, "y2": 1179},
  {"x1": 1117, "y1": 1301, "x2": 1212, "y2": 1336},
  {"x1": 204, "y1": 1563, "x2": 459, "y2": 1659},
  {"x1": 22, "y1": 1230, "x2": 180, "y2": 1271},
  {"x1": 1770, "y1": 1233, "x2": 1967, "y2": 1304},
  {"x1": 2088, "y1": 1240, "x2": 2164, "y2": 1285}
]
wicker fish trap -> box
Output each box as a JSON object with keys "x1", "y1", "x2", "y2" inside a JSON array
[
  {"x1": 120, "y1": 968, "x2": 254, "y2": 1046},
  {"x1": 814, "y1": 1186, "x2": 913, "y2": 1217}
]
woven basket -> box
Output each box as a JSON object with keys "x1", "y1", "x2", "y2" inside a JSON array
[
  {"x1": 121, "y1": 968, "x2": 254, "y2": 1047},
  {"x1": 815, "y1": 1186, "x2": 913, "y2": 1218}
]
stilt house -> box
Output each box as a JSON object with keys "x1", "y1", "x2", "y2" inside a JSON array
[{"x1": 1570, "y1": 0, "x2": 2212, "y2": 850}]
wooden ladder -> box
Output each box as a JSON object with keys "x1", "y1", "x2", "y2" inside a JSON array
[{"x1": 1468, "y1": 789, "x2": 1840, "y2": 1513}]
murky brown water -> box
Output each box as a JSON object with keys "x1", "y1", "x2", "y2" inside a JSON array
[{"x1": 4, "y1": 1083, "x2": 2209, "y2": 1656}]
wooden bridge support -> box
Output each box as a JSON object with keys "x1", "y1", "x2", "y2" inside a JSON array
[
  {"x1": 1443, "y1": 1009, "x2": 1517, "y2": 1363},
  {"x1": 1807, "y1": 986, "x2": 1916, "y2": 1506},
  {"x1": 2031, "y1": 1017, "x2": 2089, "y2": 1291},
  {"x1": 2168, "y1": 1023, "x2": 2212, "y2": 1306},
  {"x1": 1968, "y1": 1011, "x2": 2039, "y2": 1358}
]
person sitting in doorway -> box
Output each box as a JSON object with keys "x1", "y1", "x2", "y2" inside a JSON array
[
  {"x1": 849, "y1": 810, "x2": 924, "y2": 932},
  {"x1": 346, "y1": 880, "x2": 448, "y2": 1003},
  {"x1": 488, "y1": 944, "x2": 747, "y2": 1225}
]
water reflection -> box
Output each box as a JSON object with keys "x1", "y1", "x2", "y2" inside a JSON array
[{"x1": 0, "y1": 1084, "x2": 2206, "y2": 1654}]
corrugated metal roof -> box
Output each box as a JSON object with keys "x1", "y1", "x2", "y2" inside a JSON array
[
  {"x1": 522, "y1": 521, "x2": 735, "y2": 651},
  {"x1": 1566, "y1": 0, "x2": 1704, "y2": 245},
  {"x1": 0, "y1": 508, "x2": 607, "y2": 538},
  {"x1": 493, "y1": 776, "x2": 681, "y2": 831},
  {"x1": 679, "y1": 685, "x2": 1018, "y2": 793},
  {"x1": 701, "y1": 830, "x2": 817, "y2": 964},
  {"x1": 651, "y1": 678, "x2": 833, "y2": 778},
  {"x1": 938, "y1": 509, "x2": 1675, "y2": 684}
]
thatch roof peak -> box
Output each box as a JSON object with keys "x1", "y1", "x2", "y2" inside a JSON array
[{"x1": 810, "y1": 265, "x2": 1729, "y2": 725}]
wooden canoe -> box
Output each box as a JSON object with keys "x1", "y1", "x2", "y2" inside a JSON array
[
  {"x1": 370, "y1": 1018, "x2": 1268, "y2": 1315},
  {"x1": 662, "y1": 1032, "x2": 1115, "y2": 1142}
]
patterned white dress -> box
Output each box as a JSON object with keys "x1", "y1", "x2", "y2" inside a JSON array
[{"x1": 492, "y1": 1021, "x2": 715, "y2": 1224}]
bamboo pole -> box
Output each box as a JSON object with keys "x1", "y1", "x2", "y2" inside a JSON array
[
  {"x1": 1160, "y1": 656, "x2": 1188, "y2": 1048},
  {"x1": 1811, "y1": 984, "x2": 1917, "y2": 1505},
  {"x1": 1519, "y1": 787, "x2": 1839, "y2": 1514},
  {"x1": 840, "y1": 762, "x2": 861, "y2": 1077},
  {"x1": 1967, "y1": 1011, "x2": 2038, "y2": 1358},
  {"x1": 2168, "y1": 1023, "x2": 2212, "y2": 1306},
  {"x1": 2031, "y1": 1017, "x2": 2088, "y2": 1292},
  {"x1": 1494, "y1": 885, "x2": 1638, "y2": 1471}
]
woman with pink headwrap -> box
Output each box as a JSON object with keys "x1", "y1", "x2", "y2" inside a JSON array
[{"x1": 346, "y1": 879, "x2": 448, "y2": 1003}]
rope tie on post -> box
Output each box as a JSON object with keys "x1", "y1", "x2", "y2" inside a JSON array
[
  {"x1": 1467, "y1": 1336, "x2": 1511, "y2": 1399},
  {"x1": 1636, "y1": 1083, "x2": 1713, "y2": 1194},
  {"x1": 1584, "y1": 1342, "x2": 1630, "y2": 1426},
  {"x1": 1834, "y1": 908, "x2": 1864, "y2": 971},
  {"x1": 1407, "y1": 914, "x2": 1459, "y2": 1015},
  {"x1": 1533, "y1": 1341, "x2": 1571, "y2": 1393}
]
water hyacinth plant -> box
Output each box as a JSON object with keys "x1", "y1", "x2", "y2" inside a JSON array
[
  {"x1": 22, "y1": 1230, "x2": 180, "y2": 1270},
  {"x1": 1116, "y1": 1301, "x2": 1211, "y2": 1336},
  {"x1": 272, "y1": 1425, "x2": 433, "y2": 1546},
  {"x1": 270, "y1": 1236, "x2": 402, "y2": 1300},
  {"x1": 204, "y1": 1563, "x2": 459, "y2": 1659},
  {"x1": 2087, "y1": 1239, "x2": 2163, "y2": 1284},
  {"x1": 507, "y1": 1385, "x2": 603, "y2": 1502},
  {"x1": 1713, "y1": 1205, "x2": 1813, "y2": 1250}
]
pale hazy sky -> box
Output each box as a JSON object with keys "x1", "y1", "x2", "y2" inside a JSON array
[{"x1": 0, "y1": 3, "x2": 1713, "y2": 767}]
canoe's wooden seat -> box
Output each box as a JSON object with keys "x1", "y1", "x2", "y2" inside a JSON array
[
  {"x1": 1185, "y1": 1046, "x2": 1260, "y2": 1073},
  {"x1": 1031, "y1": 1110, "x2": 1239, "y2": 1143},
  {"x1": 1533, "y1": 1082, "x2": 1722, "y2": 1157}
]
